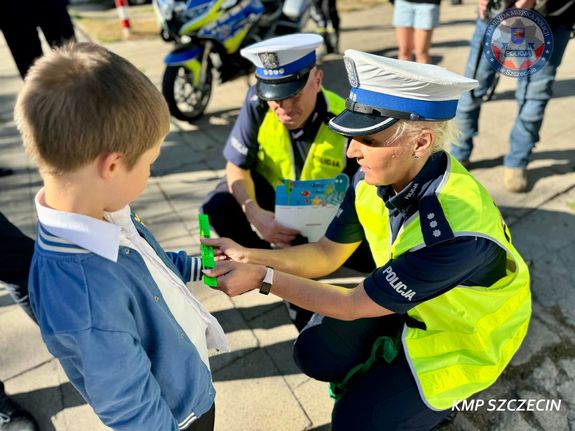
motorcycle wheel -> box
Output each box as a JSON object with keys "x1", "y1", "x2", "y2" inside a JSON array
[{"x1": 162, "y1": 65, "x2": 212, "y2": 123}]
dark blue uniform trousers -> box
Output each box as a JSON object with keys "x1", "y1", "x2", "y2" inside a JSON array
[{"x1": 294, "y1": 314, "x2": 452, "y2": 430}]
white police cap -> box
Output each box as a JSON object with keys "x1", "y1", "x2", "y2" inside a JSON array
[
  {"x1": 240, "y1": 33, "x2": 323, "y2": 101},
  {"x1": 329, "y1": 50, "x2": 479, "y2": 137}
]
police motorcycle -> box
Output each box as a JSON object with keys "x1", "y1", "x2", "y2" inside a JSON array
[{"x1": 153, "y1": 0, "x2": 312, "y2": 122}]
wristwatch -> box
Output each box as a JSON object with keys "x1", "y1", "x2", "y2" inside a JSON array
[{"x1": 259, "y1": 266, "x2": 274, "y2": 295}]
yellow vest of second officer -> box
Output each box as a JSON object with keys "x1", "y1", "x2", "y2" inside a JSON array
[{"x1": 255, "y1": 88, "x2": 347, "y2": 188}]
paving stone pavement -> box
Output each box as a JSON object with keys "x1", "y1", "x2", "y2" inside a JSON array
[{"x1": 0, "y1": 2, "x2": 574, "y2": 430}]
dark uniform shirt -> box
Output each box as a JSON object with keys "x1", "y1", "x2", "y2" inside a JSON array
[
  {"x1": 223, "y1": 85, "x2": 358, "y2": 179},
  {"x1": 325, "y1": 151, "x2": 507, "y2": 313}
]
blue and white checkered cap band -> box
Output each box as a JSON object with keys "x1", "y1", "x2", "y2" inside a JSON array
[
  {"x1": 350, "y1": 87, "x2": 459, "y2": 120},
  {"x1": 255, "y1": 51, "x2": 316, "y2": 80}
]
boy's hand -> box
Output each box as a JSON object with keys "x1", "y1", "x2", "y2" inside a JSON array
[
  {"x1": 203, "y1": 260, "x2": 265, "y2": 296},
  {"x1": 201, "y1": 237, "x2": 249, "y2": 263}
]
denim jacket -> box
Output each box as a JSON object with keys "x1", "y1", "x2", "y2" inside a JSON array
[{"x1": 29, "y1": 195, "x2": 227, "y2": 430}]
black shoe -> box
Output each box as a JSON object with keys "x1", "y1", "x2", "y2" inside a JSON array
[
  {"x1": 0, "y1": 392, "x2": 39, "y2": 431},
  {"x1": 0, "y1": 168, "x2": 14, "y2": 177}
]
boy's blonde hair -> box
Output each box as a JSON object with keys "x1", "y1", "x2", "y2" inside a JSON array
[{"x1": 15, "y1": 43, "x2": 170, "y2": 175}]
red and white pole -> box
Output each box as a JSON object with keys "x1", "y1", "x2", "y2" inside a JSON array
[{"x1": 115, "y1": 0, "x2": 131, "y2": 38}]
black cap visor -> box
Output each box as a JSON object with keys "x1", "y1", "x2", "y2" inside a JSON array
[
  {"x1": 328, "y1": 109, "x2": 400, "y2": 137},
  {"x1": 256, "y1": 71, "x2": 310, "y2": 101}
]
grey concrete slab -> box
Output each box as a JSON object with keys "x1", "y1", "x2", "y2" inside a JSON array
[
  {"x1": 1, "y1": 2, "x2": 575, "y2": 430},
  {"x1": 0, "y1": 305, "x2": 52, "y2": 381},
  {"x1": 517, "y1": 389, "x2": 570, "y2": 431},
  {"x1": 212, "y1": 349, "x2": 311, "y2": 431},
  {"x1": 292, "y1": 378, "x2": 332, "y2": 430},
  {"x1": 249, "y1": 304, "x2": 306, "y2": 387},
  {"x1": 5, "y1": 359, "x2": 112, "y2": 431},
  {"x1": 230, "y1": 290, "x2": 288, "y2": 323}
]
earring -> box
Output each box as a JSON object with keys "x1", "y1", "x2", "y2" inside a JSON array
[{"x1": 413, "y1": 153, "x2": 421, "y2": 159}]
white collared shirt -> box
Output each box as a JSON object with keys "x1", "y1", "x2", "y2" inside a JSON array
[{"x1": 35, "y1": 189, "x2": 229, "y2": 367}]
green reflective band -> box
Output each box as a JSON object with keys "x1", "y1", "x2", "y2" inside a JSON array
[
  {"x1": 329, "y1": 335, "x2": 400, "y2": 402},
  {"x1": 198, "y1": 214, "x2": 217, "y2": 288}
]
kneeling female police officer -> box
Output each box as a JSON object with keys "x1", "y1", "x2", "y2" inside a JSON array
[{"x1": 204, "y1": 50, "x2": 531, "y2": 430}]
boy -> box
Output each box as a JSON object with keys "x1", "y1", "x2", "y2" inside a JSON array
[{"x1": 14, "y1": 42, "x2": 228, "y2": 431}]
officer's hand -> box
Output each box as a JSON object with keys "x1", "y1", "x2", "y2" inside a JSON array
[
  {"x1": 478, "y1": 0, "x2": 489, "y2": 19},
  {"x1": 249, "y1": 208, "x2": 300, "y2": 247},
  {"x1": 514, "y1": 0, "x2": 535, "y2": 10},
  {"x1": 203, "y1": 260, "x2": 265, "y2": 296},
  {"x1": 201, "y1": 237, "x2": 248, "y2": 263}
]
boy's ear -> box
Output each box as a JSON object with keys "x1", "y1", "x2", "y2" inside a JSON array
[{"x1": 97, "y1": 152, "x2": 125, "y2": 180}]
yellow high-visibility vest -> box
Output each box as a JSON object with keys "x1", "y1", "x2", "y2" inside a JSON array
[
  {"x1": 354, "y1": 153, "x2": 531, "y2": 410},
  {"x1": 255, "y1": 88, "x2": 347, "y2": 188}
]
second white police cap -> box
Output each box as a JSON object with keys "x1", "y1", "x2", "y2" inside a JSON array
[{"x1": 240, "y1": 33, "x2": 323, "y2": 101}]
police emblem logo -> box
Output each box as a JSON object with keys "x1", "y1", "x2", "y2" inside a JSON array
[
  {"x1": 259, "y1": 52, "x2": 279, "y2": 69},
  {"x1": 344, "y1": 57, "x2": 359, "y2": 88},
  {"x1": 483, "y1": 8, "x2": 553, "y2": 78}
]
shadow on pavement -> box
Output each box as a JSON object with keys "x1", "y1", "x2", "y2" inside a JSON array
[
  {"x1": 467, "y1": 148, "x2": 575, "y2": 191},
  {"x1": 440, "y1": 18, "x2": 476, "y2": 27},
  {"x1": 482, "y1": 78, "x2": 575, "y2": 102},
  {"x1": 342, "y1": 24, "x2": 393, "y2": 33},
  {"x1": 431, "y1": 39, "x2": 470, "y2": 49},
  {"x1": 12, "y1": 382, "x2": 85, "y2": 431}
]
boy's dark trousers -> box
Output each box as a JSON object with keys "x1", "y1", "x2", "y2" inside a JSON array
[{"x1": 182, "y1": 404, "x2": 215, "y2": 431}]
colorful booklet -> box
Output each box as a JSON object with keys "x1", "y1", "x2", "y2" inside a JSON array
[{"x1": 275, "y1": 174, "x2": 349, "y2": 242}]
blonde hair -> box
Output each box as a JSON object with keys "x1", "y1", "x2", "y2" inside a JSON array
[
  {"x1": 15, "y1": 42, "x2": 170, "y2": 175},
  {"x1": 390, "y1": 119, "x2": 461, "y2": 154}
]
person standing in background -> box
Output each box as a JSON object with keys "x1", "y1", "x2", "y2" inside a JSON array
[
  {"x1": 0, "y1": 0, "x2": 76, "y2": 79},
  {"x1": 0, "y1": 213, "x2": 39, "y2": 431},
  {"x1": 392, "y1": 0, "x2": 441, "y2": 64},
  {"x1": 311, "y1": 0, "x2": 341, "y2": 54},
  {"x1": 450, "y1": 0, "x2": 575, "y2": 192},
  {"x1": 0, "y1": 0, "x2": 76, "y2": 178}
]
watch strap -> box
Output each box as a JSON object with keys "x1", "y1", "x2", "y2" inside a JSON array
[{"x1": 259, "y1": 266, "x2": 274, "y2": 295}]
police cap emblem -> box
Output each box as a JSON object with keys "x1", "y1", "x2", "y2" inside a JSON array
[
  {"x1": 259, "y1": 52, "x2": 279, "y2": 69},
  {"x1": 344, "y1": 56, "x2": 359, "y2": 88}
]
